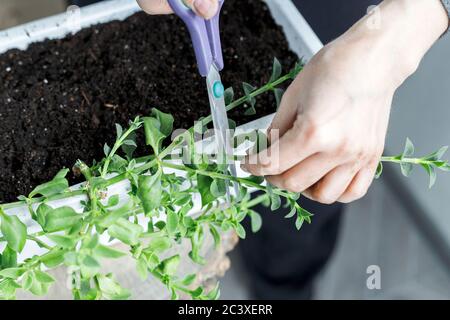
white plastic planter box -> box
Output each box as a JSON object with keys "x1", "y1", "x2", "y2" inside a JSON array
[{"x1": 0, "y1": 0, "x2": 322, "y2": 260}]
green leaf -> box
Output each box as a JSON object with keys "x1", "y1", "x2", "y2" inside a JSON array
[
  {"x1": 421, "y1": 163, "x2": 437, "y2": 188},
  {"x1": 147, "y1": 237, "x2": 171, "y2": 253},
  {"x1": 270, "y1": 57, "x2": 283, "y2": 82},
  {"x1": 424, "y1": 146, "x2": 449, "y2": 161},
  {"x1": 242, "y1": 82, "x2": 256, "y2": 107},
  {"x1": 242, "y1": 82, "x2": 256, "y2": 97},
  {"x1": 0, "y1": 210, "x2": 27, "y2": 253},
  {"x1": 107, "y1": 195, "x2": 120, "y2": 208},
  {"x1": 44, "y1": 206, "x2": 82, "y2": 233},
  {"x1": 300, "y1": 207, "x2": 314, "y2": 224},
  {"x1": 197, "y1": 174, "x2": 215, "y2": 207},
  {"x1": 40, "y1": 249, "x2": 66, "y2": 268},
  {"x1": 224, "y1": 87, "x2": 235, "y2": 105},
  {"x1": 96, "y1": 200, "x2": 134, "y2": 229},
  {"x1": 0, "y1": 279, "x2": 20, "y2": 300},
  {"x1": 47, "y1": 234, "x2": 77, "y2": 248},
  {"x1": 210, "y1": 179, "x2": 227, "y2": 198},
  {"x1": 137, "y1": 170, "x2": 162, "y2": 215},
  {"x1": 273, "y1": 88, "x2": 284, "y2": 109},
  {"x1": 266, "y1": 183, "x2": 282, "y2": 211},
  {"x1": 83, "y1": 234, "x2": 99, "y2": 250},
  {"x1": 402, "y1": 138, "x2": 415, "y2": 158},
  {"x1": 170, "y1": 288, "x2": 179, "y2": 300},
  {"x1": 166, "y1": 211, "x2": 178, "y2": 235},
  {"x1": 235, "y1": 223, "x2": 246, "y2": 239},
  {"x1": 152, "y1": 108, "x2": 174, "y2": 137},
  {"x1": 249, "y1": 211, "x2": 262, "y2": 233},
  {"x1": 207, "y1": 283, "x2": 221, "y2": 300},
  {"x1": 35, "y1": 203, "x2": 50, "y2": 228},
  {"x1": 94, "y1": 245, "x2": 127, "y2": 259},
  {"x1": 96, "y1": 274, "x2": 131, "y2": 300},
  {"x1": 22, "y1": 272, "x2": 33, "y2": 291},
  {"x1": 136, "y1": 257, "x2": 148, "y2": 280},
  {"x1": 295, "y1": 216, "x2": 304, "y2": 230},
  {"x1": 244, "y1": 106, "x2": 256, "y2": 116},
  {"x1": 28, "y1": 272, "x2": 51, "y2": 296},
  {"x1": 189, "y1": 226, "x2": 206, "y2": 264},
  {"x1": 181, "y1": 274, "x2": 196, "y2": 286},
  {"x1": 271, "y1": 194, "x2": 282, "y2": 210},
  {"x1": 104, "y1": 143, "x2": 111, "y2": 157},
  {"x1": 190, "y1": 286, "x2": 204, "y2": 298},
  {"x1": 1, "y1": 246, "x2": 17, "y2": 269},
  {"x1": 209, "y1": 224, "x2": 221, "y2": 249},
  {"x1": 0, "y1": 268, "x2": 26, "y2": 279},
  {"x1": 121, "y1": 132, "x2": 137, "y2": 159},
  {"x1": 80, "y1": 255, "x2": 101, "y2": 279},
  {"x1": 228, "y1": 118, "x2": 237, "y2": 130},
  {"x1": 289, "y1": 62, "x2": 303, "y2": 78},
  {"x1": 246, "y1": 175, "x2": 265, "y2": 185},
  {"x1": 34, "y1": 270, "x2": 55, "y2": 284},
  {"x1": 143, "y1": 117, "x2": 166, "y2": 155},
  {"x1": 375, "y1": 162, "x2": 383, "y2": 179},
  {"x1": 29, "y1": 169, "x2": 69, "y2": 198},
  {"x1": 115, "y1": 123, "x2": 123, "y2": 139},
  {"x1": 400, "y1": 162, "x2": 414, "y2": 177},
  {"x1": 159, "y1": 255, "x2": 180, "y2": 276},
  {"x1": 108, "y1": 218, "x2": 143, "y2": 246}
]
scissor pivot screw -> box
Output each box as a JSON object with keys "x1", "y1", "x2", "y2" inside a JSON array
[{"x1": 213, "y1": 81, "x2": 225, "y2": 99}]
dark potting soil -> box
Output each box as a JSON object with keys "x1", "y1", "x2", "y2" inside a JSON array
[{"x1": 0, "y1": 0, "x2": 298, "y2": 203}]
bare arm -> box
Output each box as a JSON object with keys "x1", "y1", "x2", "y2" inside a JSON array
[{"x1": 242, "y1": 0, "x2": 449, "y2": 204}]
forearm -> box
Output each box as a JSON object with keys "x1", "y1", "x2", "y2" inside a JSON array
[{"x1": 331, "y1": 0, "x2": 448, "y2": 88}]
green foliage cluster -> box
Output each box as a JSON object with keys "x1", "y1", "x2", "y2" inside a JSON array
[{"x1": 0, "y1": 59, "x2": 448, "y2": 300}]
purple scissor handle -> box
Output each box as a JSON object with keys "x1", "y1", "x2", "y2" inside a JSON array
[{"x1": 168, "y1": 0, "x2": 224, "y2": 77}]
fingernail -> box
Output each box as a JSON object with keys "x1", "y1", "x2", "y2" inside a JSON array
[{"x1": 193, "y1": 0, "x2": 212, "y2": 18}]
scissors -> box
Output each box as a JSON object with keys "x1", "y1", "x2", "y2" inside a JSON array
[{"x1": 168, "y1": 0, "x2": 239, "y2": 203}]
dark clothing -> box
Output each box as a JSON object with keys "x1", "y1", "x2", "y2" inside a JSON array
[
  {"x1": 68, "y1": 0, "x2": 100, "y2": 6},
  {"x1": 295, "y1": 0, "x2": 382, "y2": 44}
]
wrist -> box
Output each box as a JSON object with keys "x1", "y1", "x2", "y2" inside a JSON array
[{"x1": 335, "y1": 0, "x2": 448, "y2": 87}]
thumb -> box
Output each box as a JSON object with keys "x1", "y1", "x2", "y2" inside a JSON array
[
  {"x1": 137, "y1": 0, "x2": 173, "y2": 14},
  {"x1": 191, "y1": 0, "x2": 219, "y2": 19},
  {"x1": 137, "y1": 0, "x2": 219, "y2": 19}
]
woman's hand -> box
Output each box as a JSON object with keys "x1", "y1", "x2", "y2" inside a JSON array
[
  {"x1": 242, "y1": 0, "x2": 448, "y2": 204},
  {"x1": 137, "y1": 0, "x2": 219, "y2": 19}
]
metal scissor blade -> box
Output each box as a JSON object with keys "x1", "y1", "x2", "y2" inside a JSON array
[{"x1": 206, "y1": 66, "x2": 240, "y2": 203}]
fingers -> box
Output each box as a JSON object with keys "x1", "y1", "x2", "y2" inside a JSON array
[
  {"x1": 265, "y1": 152, "x2": 336, "y2": 193},
  {"x1": 242, "y1": 118, "x2": 320, "y2": 177},
  {"x1": 303, "y1": 163, "x2": 360, "y2": 204},
  {"x1": 338, "y1": 162, "x2": 378, "y2": 203},
  {"x1": 137, "y1": 0, "x2": 219, "y2": 19},
  {"x1": 192, "y1": 0, "x2": 219, "y2": 19},
  {"x1": 137, "y1": 0, "x2": 173, "y2": 15}
]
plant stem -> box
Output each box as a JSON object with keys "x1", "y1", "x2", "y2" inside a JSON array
[
  {"x1": 101, "y1": 122, "x2": 141, "y2": 177},
  {"x1": 27, "y1": 235, "x2": 52, "y2": 250},
  {"x1": 200, "y1": 71, "x2": 299, "y2": 127},
  {"x1": 381, "y1": 156, "x2": 434, "y2": 166},
  {"x1": 245, "y1": 193, "x2": 270, "y2": 209},
  {"x1": 160, "y1": 161, "x2": 295, "y2": 200}
]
